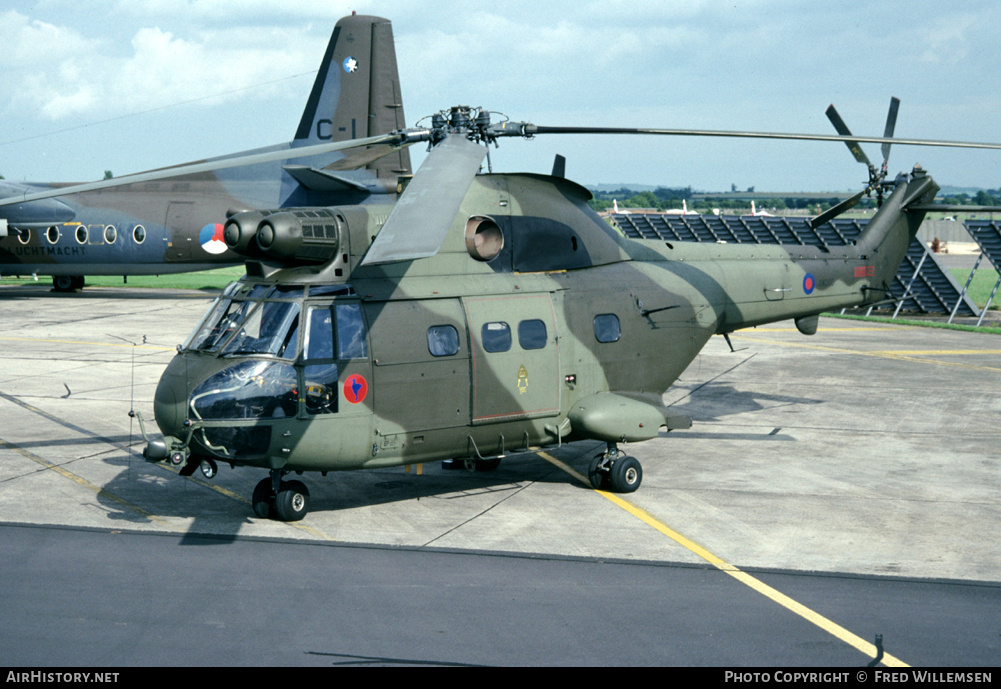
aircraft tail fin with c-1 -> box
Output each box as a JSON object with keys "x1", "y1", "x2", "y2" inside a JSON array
[
  {"x1": 0, "y1": 13, "x2": 411, "y2": 291},
  {"x1": 291, "y1": 14, "x2": 411, "y2": 180}
]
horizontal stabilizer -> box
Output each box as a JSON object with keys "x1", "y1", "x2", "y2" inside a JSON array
[{"x1": 282, "y1": 165, "x2": 372, "y2": 193}]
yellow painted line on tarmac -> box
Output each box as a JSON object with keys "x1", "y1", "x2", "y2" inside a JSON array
[
  {"x1": 537, "y1": 450, "x2": 909, "y2": 668},
  {"x1": 731, "y1": 334, "x2": 1001, "y2": 372},
  {"x1": 0, "y1": 437, "x2": 169, "y2": 525},
  {"x1": 157, "y1": 464, "x2": 336, "y2": 541},
  {"x1": 743, "y1": 327, "x2": 896, "y2": 332}
]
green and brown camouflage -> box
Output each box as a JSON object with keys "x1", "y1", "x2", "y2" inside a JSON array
[{"x1": 143, "y1": 162, "x2": 938, "y2": 520}]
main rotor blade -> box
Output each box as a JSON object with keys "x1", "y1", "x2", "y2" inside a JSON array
[
  {"x1": 825, "y1": 105, "x2": 873, "y2": 167},
  {"x1": 360, "y1": 134, "x2": 487, "y2": 266},
  {"x1": 808, "y1": 190, "x2": 865, "y2": 229},
  {"x1": 0, "y1": 133, "x2": 403, "y2": 208},
  {"x1": 882, "y1": 97, "x2": 900, "y2": 164},
  {"x1": 519, "y1": 125, "x2": 1001, "y2": 152}
]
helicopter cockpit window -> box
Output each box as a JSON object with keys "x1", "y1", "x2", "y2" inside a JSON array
[
  {"x1": 302, "y1": 303, "x2": 368, "y2": 415},
  {"x1": 187, "y1": 297, "x2": 261, "y2": 352},
  {"x1": 593, "y1": 314, "x2": 621, "y2": 343},
  {"x1": 305, "y1": 306, "x2": 335, "y2": 360},
  {"x1": 481, "y1": 322, "x2": 512, "y2": 353},
  {"x1": 427, "y1": 325, "x2": 460, "y2": 357},
  {"x1": 518, "y1": 319, "x2": 548, "y2": 350},
  {"x1": 220, "y1": 301, "x2": 300, "y2": 358},
  {"x1": 335, "y1": 304, "x2": 367, "y2": 359},
  {"x1": 305, "y1": 303, "x2": 368, "y2": 361},
  {"x1": 190, "y1": 359, "x2": 298, "y2": 423}
]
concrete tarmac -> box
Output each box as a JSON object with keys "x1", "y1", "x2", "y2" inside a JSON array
[{"x1": 1, "y1": 284, "x2": 999, "y2": 665}]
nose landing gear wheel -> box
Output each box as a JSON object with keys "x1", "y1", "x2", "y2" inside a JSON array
[
  {"x1": 274, "y1": 480, "x2": 310, "y2": 522},
  {"x1": 252, "y1": 478, "x2": 274, "y2": 519}
]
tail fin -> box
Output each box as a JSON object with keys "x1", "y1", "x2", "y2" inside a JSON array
[{"x1": 293, "y1": 14, "x2": 411, "y2": 179}]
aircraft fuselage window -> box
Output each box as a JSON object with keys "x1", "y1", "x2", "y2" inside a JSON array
[
  {"x1": 481, "y1": 321, "x2": 512, "y2": 353},
  {"x1": 427, "y1": 325, "x2": 460, "y2": 357},
  {"x1": 593, "y1": 314, "x2": 621, "y2": 343},
  {"x1": 133, "y1": 225, "x2": 146, "y2": 244},
  {"x1": 17, "y1": 229, "x2": 30, "y2": 245},
  {"x1": 46, "y1": 226, "x2": 59, "y2": 244},
  {"x1": 518, "y1": 319, "x2": 548, "y2": 350},
  {"x1": 75, "y1": 226, "x2": 88, "y2": 244},
  {"x1": 104, "y1": 225, "x2": 117, "y2": 244}
]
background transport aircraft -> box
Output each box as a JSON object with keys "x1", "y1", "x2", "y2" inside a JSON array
[{"x1": 0, "y1": 13, "x2": 411, "y2": 292}]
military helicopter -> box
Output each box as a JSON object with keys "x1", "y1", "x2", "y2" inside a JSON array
[{"x1": 114, "y1": 96, "x2": 1001, "y2": 522}]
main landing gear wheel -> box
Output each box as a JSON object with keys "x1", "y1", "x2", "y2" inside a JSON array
[
  {"x1": 462, "y1": 458, "x2": 501, "y2": 472},
  {"x1": 588, "y1": 446, "x2": 643, "y2": 493},
  {"x1": 52, "y1": 276, "x2": 84, "y2": 292},
  {"x1": 609, "y1": 456, "x2": 642, "y2": 493}
]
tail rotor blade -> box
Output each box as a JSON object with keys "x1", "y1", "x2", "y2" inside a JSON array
[
  {"x1": 825, "y1": 104, "x2": 873, "y2": 167},
  {"x1": 881, "y1": 96, "x2": 900, "y2": 165}
]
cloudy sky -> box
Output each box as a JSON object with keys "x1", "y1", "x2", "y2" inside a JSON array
[{"x1": 2, "y1": 0, "x2": 1000, "y2": 192}]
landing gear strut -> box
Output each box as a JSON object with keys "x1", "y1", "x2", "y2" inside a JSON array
[
  {"x1": 252, "y1": 470, "x2": 311, "y2": 522},
  {"x1": 587, "y1": 443, "x2": 642, "y2": 493}
]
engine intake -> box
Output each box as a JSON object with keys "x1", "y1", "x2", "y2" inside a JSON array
[{"x1": 224, "y1": 208, "x2": 344, "y2": 264}]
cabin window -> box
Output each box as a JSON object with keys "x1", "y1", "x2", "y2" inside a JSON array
[
  {"x1": 427, "y1": 325, "x2": 460, "y2": 357},
  {"x1": 481, "y1": 322, "x2": 512, "y2": 353},
  {"x1": 593, "y1": 314, "x2": 621, "y2": 343},
  {"x1": 75, "y1": 226, "x2": 88, "y2": 244},
  {"x1": 46, "y1": 226, "x2": 60, "y2": 244},
  {"x1": 133, "y1": 225, "x2": 146, "y2": 244},
  {"x1": 518, "y1": 319, "x2": 548, "y2": 350},
  {"x1": 17, "y1": 229, "x2": 30, "y2": 245},
  {"x1": 104, "y1": 225, "x2": 117, "y2": 244}
]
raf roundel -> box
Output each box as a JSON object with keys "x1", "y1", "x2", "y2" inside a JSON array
[
  {"x1": 199, "y1": 223, "x2": 228, "y2": 255},
  {"x1": 803, "y1": 272, "x2": 816, "y2": 295}
]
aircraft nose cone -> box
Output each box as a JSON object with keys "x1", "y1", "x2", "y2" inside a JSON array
[{"x1": 153, "y1": 357, "x2": 189, "y2": 436}]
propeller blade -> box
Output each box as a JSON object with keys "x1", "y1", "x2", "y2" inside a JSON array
[
  {"x1": 881, "y1": 96, "x2": 900, "y2": 165},
  {"x1": 516, "y1": 124, "x2": 1001, "y2": 151},
  {"x1": 360, "y1": 134, "x2": 487, "y2": 266},
  {"x1": 0, "y1": 133, "x2": 404, "y2": 209},
  {"x1": 825, "y1": 105, "x2": 873, "y2": 167},
  {"x1": 808, "y1": 190, "x2": 864, "y2": 229}
]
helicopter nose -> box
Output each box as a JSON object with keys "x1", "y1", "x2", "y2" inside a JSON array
[{"x1": 153, "y1": 357, "x2": 189, "y2": 437}]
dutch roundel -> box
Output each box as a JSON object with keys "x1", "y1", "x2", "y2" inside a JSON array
[{"x1": 199, "y1": 223, "x2": 228, "y2": 255}]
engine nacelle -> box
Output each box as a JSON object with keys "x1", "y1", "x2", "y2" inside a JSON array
[
  {"x1": 255, "y1": 209, "x2": 342, "y2": 263},
  {"x1": 224, "y1": 210, "x2": 274, "y2": 257},
  {"x1": 224, "y1": 208, "x2": 344, "y2": 264}
]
